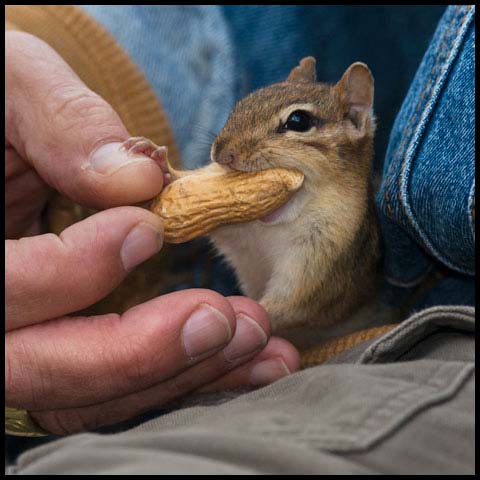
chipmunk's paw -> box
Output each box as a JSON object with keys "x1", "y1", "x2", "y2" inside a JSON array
[{"x1": 120, "y1": 136, "x2": 172, "y2": 186}]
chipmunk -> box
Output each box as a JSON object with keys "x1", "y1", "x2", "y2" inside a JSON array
[
  {"x1": 52, "y1": 57, "x2": 389, "y2": 348},
  {"x1": 208, "y1": 57, "x2": 384, "y2": 344}
]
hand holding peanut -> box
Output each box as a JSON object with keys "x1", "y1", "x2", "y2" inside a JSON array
[{"x1": 5, "y1": 32, "x2": 300, "y2": 435}]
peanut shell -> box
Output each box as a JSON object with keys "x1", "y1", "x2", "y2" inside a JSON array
[{"x1": 150, "y1": 163, "x2": 304, "y2": 243}]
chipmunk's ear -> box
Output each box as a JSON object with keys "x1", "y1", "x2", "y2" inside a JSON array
[
  {"x1": 286, "y1": 57, "x2": 317, "y2": 83},
  {"x1": 335, "y1": 62, "x2": 374, "y2": 131}
]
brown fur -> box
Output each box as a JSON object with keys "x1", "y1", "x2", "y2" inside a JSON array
[{"x1": 209, "y1": 58, "x2": 382, "y2": 338}]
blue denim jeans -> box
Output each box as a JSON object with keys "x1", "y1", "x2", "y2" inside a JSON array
[
  {"x1": 376, "y1": 5, "x2": 475, "y2": 308},
  {"x1": 82, "y1": 5, "x2": 475, "y2": 310}
]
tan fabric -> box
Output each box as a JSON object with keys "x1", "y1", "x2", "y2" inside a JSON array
[
  {"x1": 8, "y1": 306, "x2": 475, "y2": 474},
  {"x1": 5, "y1": 4, "x2": 180, "y2": 168}
]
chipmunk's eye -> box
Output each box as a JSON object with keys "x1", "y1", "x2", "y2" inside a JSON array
[{"x1": 280, "y1": 110, "x2": 314, "y2": 133}]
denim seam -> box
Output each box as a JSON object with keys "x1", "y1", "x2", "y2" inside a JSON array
[
  {"x1": 397, "y1": 5, "x2": 465, "y2": 197},
  {"x1": 399, "y1": 5, "x2": 474, "y2": 275},
  {"x1": 394, "y1": 4, "x2": 461, "y2": 215},
  {"x1": 382, "y1": 5, "x2": 462, "y2": 219},
  {"x1": 468, "y1": 180, "x2": 475, "y2": 241},
  {"x1": 398, "y1": 5, "x2": 469, "y2": 215}
]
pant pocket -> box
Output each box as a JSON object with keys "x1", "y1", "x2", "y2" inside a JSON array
[{"x1": 231, "y1": 358, "x2": 473, "y2": 453}]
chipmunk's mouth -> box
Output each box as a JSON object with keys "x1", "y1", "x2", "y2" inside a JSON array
[
  {"x1": 218, "y1": 161, "x2": 306, "y2": 225},
  {"x1": 259, "y1": 188, "x2": 305, "y2": 225},
  {"x1": 260, "y1": 197, "x2": 293, "y2": 224}
]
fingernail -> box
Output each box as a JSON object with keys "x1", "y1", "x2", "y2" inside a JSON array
[
  {"x1": 223, "y1": 314, "x2": 268, "y2": 363},
  {"x1": 250, "y1": 358, "x2": 291, "y2": 386},
  {"x1": 90, "y1": 142, "x2": 152, "y2": 175},
  {"x1": 120, "y1": 222, "x2": 163, "y2": 271},
  {"x1": 182, "y1": 304, "x2": 232, "y2": 361}
]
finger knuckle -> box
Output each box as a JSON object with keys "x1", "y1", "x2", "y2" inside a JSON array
[
  {"x1": 113, "y1": 332, "x2": 156, "y2": 385},
  {"x1": 47, "y1": 86, "x2": 113, "y2": 130}
]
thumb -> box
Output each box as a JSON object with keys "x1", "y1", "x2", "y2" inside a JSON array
[
  {"x1": 6, "y1": 207, "x2": 164, "y2": 331},
  {"x1": 5, "y1": 31, "x2": 165, "y2": 208}
]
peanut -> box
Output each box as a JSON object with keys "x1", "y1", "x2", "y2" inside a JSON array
[{"x1": 150, "y1": 163, "x2": 304, "y2": 243}]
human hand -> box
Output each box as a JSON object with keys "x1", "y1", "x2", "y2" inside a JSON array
[{"x1": 5, "y1": 32, "x2": 300, "y2": 435}]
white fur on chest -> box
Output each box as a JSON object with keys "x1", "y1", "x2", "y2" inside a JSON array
[
  {"x1": 209, "y1": 189, "x2": 310, "y2": 301},
  {"x1": 210, "y1": 221, "x2": 281, "y2": 300}
]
